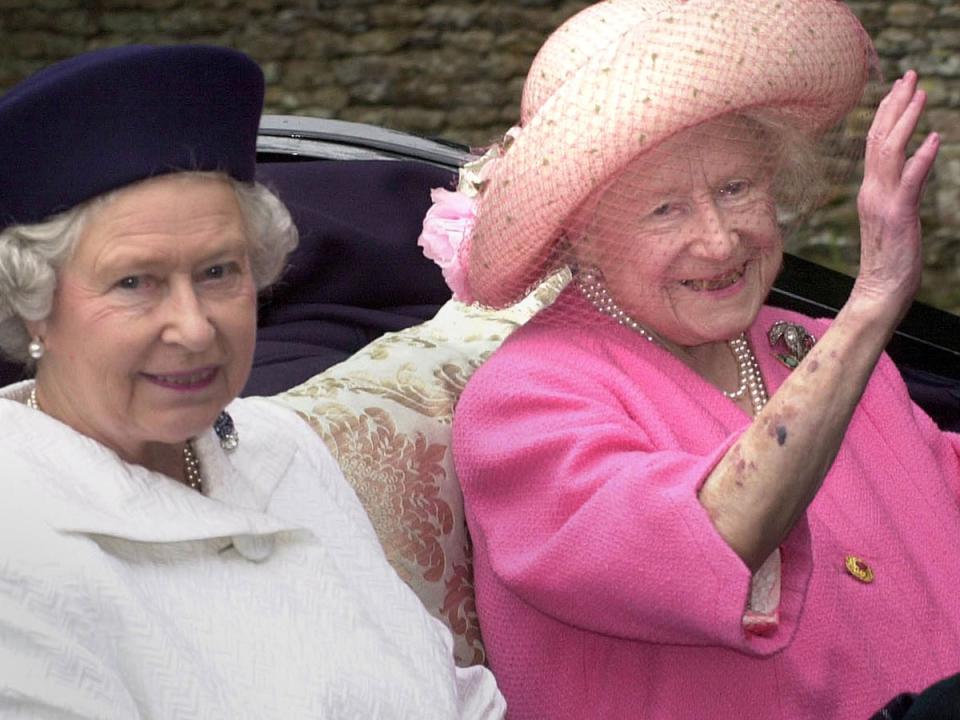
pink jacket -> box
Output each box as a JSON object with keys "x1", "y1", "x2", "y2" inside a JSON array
[{"x1": 454, "y1": 292, "x2": 960, "y2": 719}]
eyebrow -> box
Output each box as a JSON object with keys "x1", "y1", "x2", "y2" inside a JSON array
[{"x1": 91, "y1": 236, "x2": 248, "y2": 278}]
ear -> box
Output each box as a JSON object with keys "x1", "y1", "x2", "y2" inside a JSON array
[{"x1": 23, "y1": 318, "x2": 48, "y2": 342}]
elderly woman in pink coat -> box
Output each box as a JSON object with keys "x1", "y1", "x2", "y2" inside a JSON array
[{"x1": 418, "y1": 1, "x2": 958, "y2": 718}]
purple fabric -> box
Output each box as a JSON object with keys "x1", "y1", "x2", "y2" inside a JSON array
[
  {"x1": 0, "y1": 45, "x2": 263, "y2": 231},
  {"x1": 0, "y1": 360, "x2": 25, "y2": 387},
  {"x1": 243, "y1": 159, "x2": 455, "y2": 396},
  {"x1": 899, "y1": 366, "x2": 960, "y2": 433}
]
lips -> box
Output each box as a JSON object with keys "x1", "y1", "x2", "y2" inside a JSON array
[
  {"x1": 144, "y1": 367, "x2": 217, "y2": 389},
  {"x1": 679, "y1": 263, "x2": 745, "y2": 292}
]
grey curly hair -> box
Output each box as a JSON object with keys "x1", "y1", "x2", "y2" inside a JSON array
[{"x1": 0, "y1": 172, "x2": 298, "y2": 364}]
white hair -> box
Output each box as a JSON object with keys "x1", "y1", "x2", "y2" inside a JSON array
[{"x1": 0, "y1": 172, "x2": 298, "y2": 364}]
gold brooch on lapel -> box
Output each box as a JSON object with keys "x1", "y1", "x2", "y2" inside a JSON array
[{"x1": 768, "y1": 321, "x2": 816, "y2": 369}]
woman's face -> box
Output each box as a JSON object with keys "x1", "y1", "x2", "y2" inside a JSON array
[
  {"x1": 580, "y1": 120, "x2": 783, "y2": 348},
  {"x1": 30, "y1": 174, "x2": 257, "y2": 464}
]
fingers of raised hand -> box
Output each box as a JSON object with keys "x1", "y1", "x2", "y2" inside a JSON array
[
  {"x1": 865, "y1": 70, "x2": 926, "y2": 180},
  {"x1": 861, "y1": 70, "x2": 940, "y2": 209},
  {"x1": 868, "y1": 72, "x2": 917, "y2": 143},
  {"x1": 857, "y1": 127, "x2": 937, "y2": 228},
  {"x1": 900, "y1": 131, "x2": 940, "y2": 205}
]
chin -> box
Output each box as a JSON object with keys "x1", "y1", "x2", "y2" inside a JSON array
[{"x1": 687, "y1": 311, "x2": 761, "y2": 345}]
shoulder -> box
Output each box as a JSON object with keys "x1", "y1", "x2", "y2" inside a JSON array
[
  {"x1": 227, "y1": 395, "x2": 338, "y2": 467},
  {"x1": 0, "y1": 397, "x2": 82, "y2": 495},
  {"x1": 463, "y1": 322, "x2": 612, "y2": 416},
  {"x1": 227, "y1": 394, "x2": 345, "y2": 486},
  {"x1": 0, "y1": 445, "x2": 93, "y2": 600},
  {"x1": 467, "y1": 302, "x2": 678, "y2": 417},
  {"x1": 477, "y1": 308, "x2": 637, "y2": 386},
  {"x1": 227, "y1": 396, "x2": 377, "y2": 529},
  {"x1": 228, "y1": 394, "x2": 312, "y2": 435},
  {"x1": 0, "y1": 444, "x2": 52, "y2": 521}
]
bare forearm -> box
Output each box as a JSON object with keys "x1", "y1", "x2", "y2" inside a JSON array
[
  {"x1": 700, "y1": 71, "x2": 939, "y2": 572},
  {"x1": 699, "y1": 298, "x2": 898, "y2": 571}
]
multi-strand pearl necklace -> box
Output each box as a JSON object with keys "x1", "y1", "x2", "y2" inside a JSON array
[
  {"x1": 577, "y1": 271, "x2": 769, "y2": 416},
  {"x1": 725, "y1": 334, "x2": 769, "y2": 415},
  {"x1": 26, "y1": 384, "x2": 203, "y2": 492}
]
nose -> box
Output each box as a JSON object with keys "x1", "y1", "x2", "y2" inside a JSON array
[
  {"x1": 160, "y1": 279, "x2": 215, "y2": 351},
  {"x1": 688, "y1": 200, "x2": 738, "y2": 260}
]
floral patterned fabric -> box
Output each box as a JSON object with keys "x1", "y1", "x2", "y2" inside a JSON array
[{"x1": 268, "y1": 273, "x2": 568, "y2": 666}]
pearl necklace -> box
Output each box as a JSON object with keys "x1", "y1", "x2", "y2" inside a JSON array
[
  {"x1": 577, "y1": 271, "x2": 769, "y2": 415},
  {"x1": 182, "y1": 440, "x2": 203, "y2": 492},
  {"x1": 726, "y1": 334, "x2": 769, "y2": 415},
  {"x1": 26, "y1": 384, "x2": 203, "y2": 491}
]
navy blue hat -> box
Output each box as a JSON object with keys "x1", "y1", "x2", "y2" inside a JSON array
[{"x1": 0, "y1": 44, "x2": 264, "y2": 231}]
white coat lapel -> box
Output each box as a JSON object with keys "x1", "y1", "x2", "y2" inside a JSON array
[{"x1": 0, "y1": 389, "x2": 302, "y2": 546}]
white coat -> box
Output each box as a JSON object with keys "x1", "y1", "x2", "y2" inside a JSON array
[{"x1": 0, "y1": 381, "x2": 504, "y2": 719}]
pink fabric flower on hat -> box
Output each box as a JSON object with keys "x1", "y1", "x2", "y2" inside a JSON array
[
  {"x1": 418, "y1": 126, "x2": 520, "y2": 304},
  {"x1": 418, "y1": 187, "x2": 476, "y2": 304}
]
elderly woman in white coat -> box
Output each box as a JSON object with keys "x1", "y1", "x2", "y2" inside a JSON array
[{"x1": 0, "y1": 45, "x2": 504, "y2": 719}]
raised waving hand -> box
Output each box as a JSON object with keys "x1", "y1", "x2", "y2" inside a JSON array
[{"x1": 854, "y1": 70, "x2": 940, "y2": 320}]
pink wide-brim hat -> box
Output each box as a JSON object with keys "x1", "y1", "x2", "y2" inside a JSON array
[{"x1": 467, "y1": 0, "x2": 874, "y2": 308}]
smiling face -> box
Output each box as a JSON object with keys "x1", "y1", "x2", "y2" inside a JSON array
[
  {"x1": 30, "y1": 173, "x2": 257, "y2": 465},
  {"x1": 576, "y1": 118, "x2": 783, "y2": 349}
]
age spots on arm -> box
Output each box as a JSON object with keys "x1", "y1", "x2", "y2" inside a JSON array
[
  {"x1": 762, "y1": 412, "x2": 790, "y2": 447},
  {"x1": 775, "y1": 425, "x2": 788, "y2": 446},
  {"x1": 734, "y1": 457, "x2": 747, "y2": 486}
]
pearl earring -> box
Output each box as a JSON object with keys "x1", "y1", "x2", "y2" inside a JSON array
[{"x1": 27, "y1": 337, "x2": 45, "y2": 360}]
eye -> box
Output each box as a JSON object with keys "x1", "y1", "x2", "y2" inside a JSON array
[
  {"x1": 651, "y1": 202, "x2": 678, "y2": 218},
  {"x1": 201, "y1": 262, "x2": 240, "y2": 281},
  {"x1": 204, "y1": 264, "x2": 226, "y2": 280},
  {"x1": 718, "y1": 179, "x2": 750, "y2": 199},
  {"x1": 116, "y1": 276, "x2": 143, "y2": 290},
  {"x1": 113, "y1": 274, "x2": 158, "y2": 295},
  {"x1": 198, "y1": 261, "x2": 246, "y2": 286}
]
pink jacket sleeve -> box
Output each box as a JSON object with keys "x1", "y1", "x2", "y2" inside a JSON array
[{"x1": 454, "y1": 327, "x2": 813, "y2": 655}]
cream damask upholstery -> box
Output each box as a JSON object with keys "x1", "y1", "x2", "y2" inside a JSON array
[{"x1": 268, "y1": 273, "x2": 567, "y2": 666}]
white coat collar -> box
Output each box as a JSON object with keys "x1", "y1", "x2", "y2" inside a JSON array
[{"x1": 0, "y1": 381, "x2": 304, "y2": 557}]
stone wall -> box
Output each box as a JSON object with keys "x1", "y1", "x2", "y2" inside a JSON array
[{"x1": 1, "y1": 1, "x2": 958, "y2": 309}]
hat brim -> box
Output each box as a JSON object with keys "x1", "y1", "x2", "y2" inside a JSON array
[{"x1": 468, "y1": 0, "x2": 872, "y2": 308}]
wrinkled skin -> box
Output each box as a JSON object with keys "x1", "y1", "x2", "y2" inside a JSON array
[
  {"x1": 699, "y1": 71, "x2": 940, "y2": 571},
  {"x1": 28, "y1": 174, "x2": 258, "y2": 480}
]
